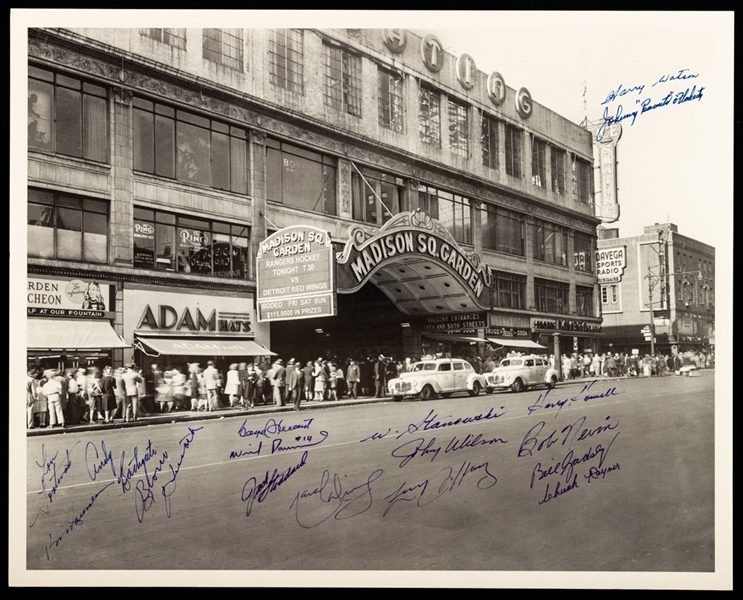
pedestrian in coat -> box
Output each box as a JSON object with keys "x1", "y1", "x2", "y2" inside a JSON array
[
  {"x1": 42, "y1": 369, "x2": 65, "y2": 429},
  {"x1": 302, "y1": 361, "x2": 315, "y2": 402},
  {"x1": 346, "y1": 359, "x2": 360, "y2": 399},
  {"x1": 99, "y1": 366, "x2": 117, "y2": 423},
  {"x1": 224, "y1": 363, "x2": 241, "y2": 407},
  {"x1": 26, "y1": 368, "x2": 40, "y2": 429},
  {"x1": 203, "y1": 361, "x2": 221, "y2": 411},
  {"x1": 374, "y1": 355, "x2": 387, "y2": 398},
  {"x1": 286, "y1": 362, "x2": 302, "y2": 410},
  {"x1": 121, "y1": 363, "x2": 144, "y2": 421}
]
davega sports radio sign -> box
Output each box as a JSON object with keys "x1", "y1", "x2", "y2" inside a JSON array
[
  {"x1": 596, "y1": 246, "x2": 627, "y2": 283},
  {"x1": 256, "y1": 225, "x2": 336, "y2": 322}
]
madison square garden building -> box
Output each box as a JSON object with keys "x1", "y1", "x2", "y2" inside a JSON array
[{"x1": 26, "y1": 27, "x2": 603, "y2": 375}]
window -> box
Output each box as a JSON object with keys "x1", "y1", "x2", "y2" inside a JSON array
[
  {"x1": 378, "y1": 67, "x2": 403, "y2": 133},
  {"x1": 351, "y1": 167, "x2": 405, "y2": 225},
  {"x1": 133, "y1": 97, "x2": 248, "y2": 194},
  {"x1": 202, "y1": 29, "x2": 244, "y2": 71},
  {"x1": 492, "y1": 271, "x2": 526, "y2": 309},
  {"x1": 140, "y1": 28, "x2": 186, "y2": 50},
  {"x1": 573, "y1": 232, "x2": 594, "y2": 272},
  {"x1": 323, "y1": 43, "x2": 361, "y2": 116},
  {"x1": 535, "y1": 278, "x2": 569, "y2": 314},
  {"x1": 448, "y1": 97, "x2": 469, "y2": 158},
  {"x1": 481, "y1": 204, "x2": 525, "y2": 256},
  {"x1": 419, "y1": 84, "x2": 441, "y2": 147},
  {"x1": 418, "y1": 185, "x2": 471, "y2": 245},
  {"x1": 481, "y1": 113, "x2": 500, "y2": 170},
  {"x1": 602, "y1": 283, "x2": 620, "y2": 311},
  {"x1": 505, "y1": 124, "x2": 522, "y2": 178},
  {"x1": 551, "y1": 146, "x2": 566, "y2": 195},
  {"x1": 269, "y1": 29, "x2": 304, "y2": 94},
  {"x1": 531, "y1": 136, "x2": 546, "y2": 187},
  {"x1": 266, "y1": 138, "x2": 337, "y2": 215},
  {"x1": 28, "y1": 66, "x2": 108, "y2": 162},
  {"x1": 573, "y1": 156, "x2": 593, "y2": 204},
  {"x1": 133, "y1": 207, "x2": 250, "y2": 279},
  {"x1": 576, "y1": 286, "x2": 594, "y2": 317},
  {"x1": 28, "y1": 188, "x2": 108, "y2": 263},
  {"x1": 533, "y1": 219, "x2": 568, "y2": 266}
]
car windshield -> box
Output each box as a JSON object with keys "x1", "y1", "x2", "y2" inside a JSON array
[
  {"x1": 499, "y1": 359, "x2": 523, "y2": 368},
  {"x1": 413, "y1": 362, "x2": 438, "y2": 372}
]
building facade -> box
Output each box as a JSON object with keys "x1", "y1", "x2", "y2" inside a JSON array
[
  {"x1": 26, "y1": 27, "x2": 601, "y2": 374},
  {"x1": 597, "y1": 223, "x2": 715, "y2": 354}
]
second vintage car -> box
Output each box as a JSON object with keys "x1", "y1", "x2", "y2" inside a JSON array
[
  {"x1": 388, "y1": 357, "x2": 490, "y2": 401},
  {"x1": 483, "y1": 354, "x2": 559, "y2": 393}
]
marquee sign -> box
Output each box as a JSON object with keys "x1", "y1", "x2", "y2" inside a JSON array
[
  {"x1": 256, "y1": 225, "x2": 336, "y2": 322},
  {"x1": 531, "y1": 318, "x2": 602, "y2": 334},
  {"x1": 336, "y1": 210, "x2": 491, "y2": 311}
]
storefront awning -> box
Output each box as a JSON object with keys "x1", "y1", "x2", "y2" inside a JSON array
[
  {"x1": 487, "y1": 337, "x2": 547, "y2": 350},
  {"x1": 422, "y1": 332, "x2": 489, "y2": 344},
  {"x1": 134, "y1": 337, "x2": 276, "y2": 357},
  {"x1": 27, "y1": 318, "x2": 130, "y2": 349}
]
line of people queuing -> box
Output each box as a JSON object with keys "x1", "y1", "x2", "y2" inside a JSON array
[{"x1": 554, "y1": 350, "x2": 714, "y2": 380}]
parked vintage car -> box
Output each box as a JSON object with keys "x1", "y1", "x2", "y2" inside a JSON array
[
  {"x1": 388, "y1": 358, "x2": 490, "y2": 401},
  {"x1": 483, "y1": 354, "x2": 559, "y2": 393}
]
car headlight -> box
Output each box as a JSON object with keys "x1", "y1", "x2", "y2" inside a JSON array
[{"x1": 504, "y1": 374, "x2": 511, "y2": 380}]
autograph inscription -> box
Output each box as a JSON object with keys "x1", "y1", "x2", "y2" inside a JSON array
[
  {"x1": 30, "y1": 441, "x2": 81, "y2": 528},
  {"x1": 242, "y1": 451, "x2": 309, "y2": 517},
  {"x1": 526, "y1": 380, "x2": 623, "y2": 417},
  {"x1": 391, "y1": 432, "x2": 508, "y2": 468}
]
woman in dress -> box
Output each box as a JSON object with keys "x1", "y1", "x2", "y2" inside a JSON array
[
  {"x1": 224, "y1": 363, "x2": 241, "y2": 407},
  {"x1": 87, "y1": 367, "x2": 104, "y2": 423},
  {"x1": 99, "y1": 366, "x2": 117, "y2": 423},
  {"x1": 170, "y1": 366, "x2": 188, "y2": 410},
  {"x1": 313, "y1": 361, "x2": 326, "y2": 402}
]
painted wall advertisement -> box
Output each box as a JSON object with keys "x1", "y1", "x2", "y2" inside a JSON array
[
  {"x1": 256, "y1": 225, "x2": 336, "y2": 322},
  {"x1": 27, "y1": 276, "x2": 114, "y2": 318}
]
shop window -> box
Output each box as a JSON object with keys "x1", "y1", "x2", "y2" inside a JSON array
[
  {"x1": 576, "y1": 285, "x2": 594, "y2": 317},
  {"x1": 323, "y1": 43, "x2": 361, "y2": 116},
  {"x1": 418, "y1": 185, "x2": 471, "y2": 245},
  {"x1": 266, "y1": 138, "x2": 337, "y2": 215},
  {"x1": 202, "y1": 29, "x2": 244, "y2": 71},
  {"x1": 573, "y1": 156, "x2": 593, "y2": 204},
  {"x1": 481, "y1": 113, "x2": 500, "y2": 171},
  {"x1": 481, "y1": 204, "x2": 525, "y2": 256},
  {"x1": 535, "y1": 278, "x2": 569, "y2": 314},
  {"x1": 140, "y1": 28, "x2": 187, "y2": 50},
  {"x1": 28, "y1": 65, "x2": 108, "y2": 163},
  {"x1": 418, "y1": 83, "x2": 441, "y2": 148},
  {"x1": 448, "y1": 97, "x2": 469, "y2": 158},
  {"x1": 492, "y1": 271, "x2": 526, "y2": 309},
  {"x1": 269, "y1": 29, "x2": 304, "y2": 94},
  {"x1": 531, "y1": 136, "x2": 546, "y2": 187},
  {"x1": 533, "y1": 219, "x2": 568, "y2": 266},
  {"x1": 573, "y1": 232, "x2": 594, "y2": 272},
  {"x1": 551, "y1": 146, "x2": 566, "y2": 195},
  {"x1": 505, "y1": 124, "x2": 522, "y2": 178},
  {"x1": 28, "y1": 188, "x2": 108, "y2": 263},
  {"x1": 133, "y1": 97, "x2": 248, "y2": 194},
  {"x1": 133, "y1": 206, "x2": 250, "y2": 279},
  {"x1": 378, "y1": 66, "x2": 403, "y2": 133},
  {"x1": 351, "y1": 167, "x2": 404, "y2": 226}
]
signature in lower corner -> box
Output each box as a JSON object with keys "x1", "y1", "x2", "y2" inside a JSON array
[{"x1": 241, "y1": 451, "x2": 308, "y2": 517}]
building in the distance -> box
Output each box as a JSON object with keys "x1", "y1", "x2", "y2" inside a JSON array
[
  {"x1": 597, "y1": 223, "x2": 715, "y2": 355},
  {"x1": 26, "y1": 27, "x2": 602, "y2": 375}
]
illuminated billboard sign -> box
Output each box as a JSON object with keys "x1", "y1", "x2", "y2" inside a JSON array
[{"x1": 256, "y1": 225, "x2": 336, "y2": 322}]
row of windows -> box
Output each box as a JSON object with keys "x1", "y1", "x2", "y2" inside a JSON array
[{"x1": 138, "y1": 28, "x2": 593, "y2": 200}]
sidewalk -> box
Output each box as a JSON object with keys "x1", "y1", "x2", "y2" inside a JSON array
[{"x1": 26, "y1": 371, "x2": 704, "y2": 437}]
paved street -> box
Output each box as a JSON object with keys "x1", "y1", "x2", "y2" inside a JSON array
[{"x1": 25, "y1": 371, "x2": 714, "y2": 572}]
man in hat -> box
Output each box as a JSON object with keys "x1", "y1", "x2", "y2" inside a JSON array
[
  {"x1": 203, "y1": 361, "x2": 221, "y2": 411},
  {"x1": 374, "y1": 354, "x2": 387, "y2": 398},
  {"x1": 121, "y1": 363, "x2": 144, "y2": 422},
  {"x1": 271, "y1": 359, "x2": 286, "y2": 406}
]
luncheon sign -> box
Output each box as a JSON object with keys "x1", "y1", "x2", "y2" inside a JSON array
[
  {"x1": 596, "y1": 246, "x2": 627, "y2": 283},
  {"x1": 256, "y1": 225, "x2": 336, "y2": 322}
]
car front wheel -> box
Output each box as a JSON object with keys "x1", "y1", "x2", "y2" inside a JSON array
[
  {"x1": 420, "y1": 385, "x2": 436, "y2": 401},
  {"x1": 468, "y1": 381, "x2": 481, "y2": 397},
  {"x1": 546, "y1": 376, "x2": 557, "y2": 390},
  {"x1": 511, "y1": 378, "x2": 524, "y2": 393}
]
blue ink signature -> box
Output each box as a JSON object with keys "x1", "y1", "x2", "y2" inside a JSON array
[
  {"x1": 229, "y1": 442, "x2": 263, "y2": 459},
  {"x1": 391, "y1": 432, "x2": 508, "y2": 468},
  {"x1": 538, "y1": 473, "x2": 579, "y2": 505},
  {"x1": 238, "y1": 417, "x2": 314, "y2": 439},
  {"x1": 30, "y1": 441, "x2": 81, "y2": 529},
  {"x1": 595, "y1": 85, "x2": 704, "y2": 142},
  {"x1": 383, "y1": 460, "x2": 498, "y2": 516},
  {"x1": 271, "y1": 430, "x2": 328, "y2": 454},
  {"x1": 161, "y1": 426, "x2": 203, "y2": 519},
  {"x1": 360, "y1": 406, "x2": 507, "y2": 443},
  {"x1": 584, "y1": 462, "x2": 621, "y2": 483},
  {"x1": 290, "y1": 468, "x2": 384, "y2": 528},
  {"x1": 527, "y1": 380, "x2": 623, "y2": 417},
  {"x1": 44, "y1": 480, "x2": 115, "y2": 560},
  {"x1": 241, "y1": 450, "x2": 308, "y2": 517},
  {"x1": 652, "y1": 68, "x2": 699, "y2": 87},
  {"x1": 518, "y1": 415, "x2": 619, "y2": 459},
  {"x1": 601, "y1": 83, "x2": 646, "y2": 105}
]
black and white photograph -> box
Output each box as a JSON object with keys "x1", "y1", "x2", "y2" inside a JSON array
[{"x1": 10, "y1": 10, "x2": 733, "y2": 589}]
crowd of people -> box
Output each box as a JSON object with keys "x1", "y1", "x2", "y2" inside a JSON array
[{"x1": 26, "y1": 349, "x2": 715, "y2": 429}]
